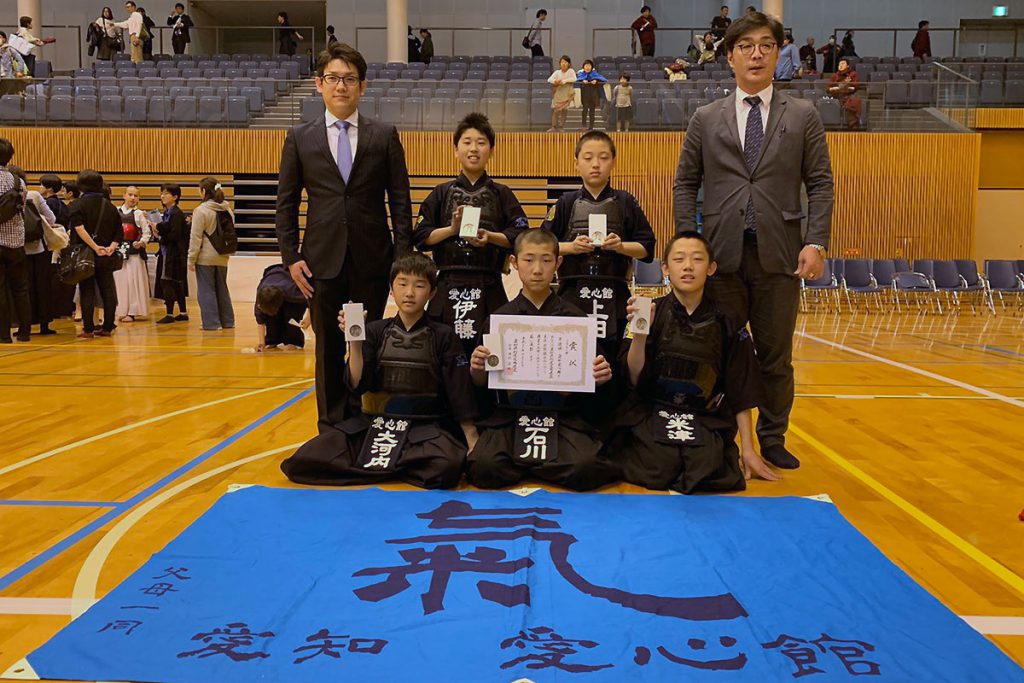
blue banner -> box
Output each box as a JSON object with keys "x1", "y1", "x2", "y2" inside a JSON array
[{"x1": 26, "y1": 487, "x2": 1024, "y2": 682}]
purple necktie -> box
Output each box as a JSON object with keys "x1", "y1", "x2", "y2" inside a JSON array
[
  {"x1": 743, "y1": 95, "x2": 763, "y2": 233},
  {"x1": 334, "y1": 120, "x2": 352, "y2": 184}
]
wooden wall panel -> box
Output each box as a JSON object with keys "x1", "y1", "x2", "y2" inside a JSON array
[
  {"x1": 974, "y1": 108, "x2": 1024, "y2": 129},
  {"x1": 2, "y1": 128, "x2": 980, "y2": 259}
]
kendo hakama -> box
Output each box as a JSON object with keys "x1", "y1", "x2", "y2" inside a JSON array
[
  {"x1": 606, "y1": 294, "x2": 766, "y2": 494},
  {"x1": 466, "y1": 293, "x2": 621, "y2": 491},
  {"x1": 281, "y1": 316, "x2": 477, "y2": 489}
]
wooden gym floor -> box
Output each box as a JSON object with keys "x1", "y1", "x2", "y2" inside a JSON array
[{"x1": 1, "y1": 300, "x2": 1023, "y2": 677}]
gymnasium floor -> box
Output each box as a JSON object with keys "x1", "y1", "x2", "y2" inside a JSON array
[{"x1": 1, "y1": 296, "x2": 1023, "y2": 677}]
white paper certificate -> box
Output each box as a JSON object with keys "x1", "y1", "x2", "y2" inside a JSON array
[{"x1": 486, "y1": 314, "x2": 598, "y2": 393}]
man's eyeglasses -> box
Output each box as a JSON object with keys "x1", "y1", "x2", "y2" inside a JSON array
[
  {"x1": 320, "y1": 74, "x2": 361, "y2": 88},
  {"x1": 735, "y1": 42, "x2": 777, "y2": 56}
]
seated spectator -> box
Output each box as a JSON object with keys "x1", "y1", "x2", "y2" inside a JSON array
[
  {"x1": 253, "y1": 263, "x2": 308, "y2": 351},
  {"x1": 665, "y1": 57, "x2": 689, "y2": 82},
  {"x1": 828, "y1": 58, "x2": 862, "y2": 130}
]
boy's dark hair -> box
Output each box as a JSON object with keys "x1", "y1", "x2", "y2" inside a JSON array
[
  {"x1": 723, "y1": 11, "x2": 785, "y2": 53},
  {"x1": 453, "y1": 112, "x2": 495, "y2": 148},
  {"x1": 641, "y1": 5, "x2": 651, "y2": 12},
  {"x1": 390, "y1": 252, "x2": 438, "y2": 289},
  {"x1": 256, "y1": 285, "x2": 284, "y2": 316},
  {"x1": 39, "y1": 174, "x2": 63, "y2": 193},
  {"x1": 315, "y1": 42, "x2": 368, "y2": 80},
  {"x1": 77, "y1": 169, "x2": 104, "y2": 194},
  {"x1": 918, "y1": 20, "x2": 929, "y2": 29},
  {"x1": 514, "y1": 228, "x2": 559, "y2": 257},
  {"x1": 559, "y1": 54, "x2": 571, "y2": 66},
  {"x1": 721, "y1": 4, "x2": 729, "y2": 9},
  {"x1": 663, "y1": 230, "x2": 716, "y2": 263},
  {"x1": 64, "y1": 180, "x2": 80, "y2": 198},
  {"x1": 19, "y1": 16, "x2": 31, "y2": 28},
  {"x1": 574, "y1": 130, "x2": 616, "y2": 158},
  {"x1": 7, "y1": 165, "x2": 25, "y2": 182},
  {"x1": 125, "y1": 1, "x2": 136, "y2": 8},
  {"x1": 160, "y1": 182, "x2": 181, "y2": 201},
  {"x1": 619, "y1": 72, "x2": 630, "y2": 81},
  {"x1": 326, "y1": 24, "x2": 334, "y2": 33},
  {"x1": 0, "y1": 138, "x2": 13, "y2": 166},
  {"x1": 583, "y1": 58, "x2": 594, "y2": 68},
  {"x1": 536, "y1": 9, "x2": 547, "y2": 18},
  {"x1": 174, "y1": 2, "x2": 184, "y2": 9}
]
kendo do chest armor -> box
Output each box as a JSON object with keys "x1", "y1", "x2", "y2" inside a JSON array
[
  {"x1": 650, "y1": 310, "x2": 725, "y2": 411},
  {"x1": 433, "y1": 184, "x2": 506, "y2": 273},
  {"x1": 120, "y1": 209, "x2": 145, "y2": 256},
  {"x1": 361, "y1": 323, "x2": 447, "y2": 419},
  {"x1": 560, "y1": 196, "x2": 631, "y2": 282}
]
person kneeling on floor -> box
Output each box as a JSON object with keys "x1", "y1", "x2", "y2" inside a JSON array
[
  {"x1": 280, "y1": 253, "x2": 478, "y2": 489},
  {"x1": 254, "y1": 263, "x2": 308, "y2": 351}
]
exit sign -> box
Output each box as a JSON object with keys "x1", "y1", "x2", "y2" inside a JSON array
[{"x1": 993, "y1": 5, "x2": 1008, "y2": 16}]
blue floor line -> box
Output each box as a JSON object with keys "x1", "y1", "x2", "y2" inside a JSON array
[
  {"x1": 0, "y1": 500, "x2": 121, "y2": 508},
  {"x1": 983, "y1": 345, "x2": 1024, "y2": 358},
  {"x1": 0, "y1": 387, "x2": 312, "y2": 594}
]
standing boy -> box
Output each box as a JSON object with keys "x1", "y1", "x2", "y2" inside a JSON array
[
  {"x1": 281, "y1": 254, "x2": 478, "y2": 489},
  {"x1": 466, "y1": 229, "x2": 619, "y2": 492},
  {"x1": 414, "y1": 113, "x2": 530, "y2": 356},
  {"x1": 608, "y1": 231, "x2": 779, "y2": 494}
]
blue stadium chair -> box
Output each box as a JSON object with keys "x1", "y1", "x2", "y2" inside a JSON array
[
  {"x1": 138, "y1": 67, "x2": 158, "y2": 78},
  {"x1": 817, "y1": 98, "x2": 842, "y2": 127},
  {"x1": 50, "y1": 84, "x2": 73, "y2": 97},
  {"x1": 300, "y1": 97, "x2": 322, "y2": 123},
  {"x1": 99, "y1": 85, "x2": 119, "y2": 97},
  {"x1": 99, "y1": 95, "x2": 122, "y2": 123},
  {"x1": 634, "y1": 97, "x2": 659, "y2": 128},
  {"x1": 281, "y1": 61, "x2": 300, "y2": 80},
  {"x1": 403, "y1": 97, "x2": 424, "y2": 129},
  {"x1": 218, "y1": 60, "x2": 238, "y2": 70},
  {"x1": 215, "y1": 86, "x2": 239, "y2": 98},
  {"x1": 358, "y1": 96, "x2": 377, "y2": 119},
  {"x1": 169, "y1": 86, "x2": 191, "y2": 99},
  {"x1": 182, "y1": 68, "x2": 202, "y2": 79},
  {"x1": 268, "y1": 69, "x2": 290, "y2": 93},
  {"x1": 378, "y1": 97, "x2": 403, "y2": 125},
  {"x1": 225, "y1": 68, "x2": 244, "y2": 80},
  {"x1": 411, "y1": 87, "x2": 433, "y2": 101},
  {"x1": 71, "y1": 95, "x2": 97, "y2": 123},
  {"x1": 240, "y1": 87, "x2": 263, "y2": 113},
  {"x1": 0, "y1": 95, "x2": 22, "y2": 122},
  {"x1": 908, "y1": 80, "x2": 932, "y2": 106},
  {"x1": 202, "y1": 69, "x2": 224, "y2": 79},
  {"x1": 483, "y1": 86, "x2": 506, "y2": 99},
  {"x1": 171, "y1": 96, "x2": 197, "y2": 124},
  {"x1": 145, "y1": 86, "x2": 165, "y2": 99},
  {"x1": 124, "y1": 95, "x2": 147, "y2": 122},
  {"x1": 198, "y1": 96, "x2": 224, "y2": 124},
  {"x1": 198, "y1": 60, "x2": 217, "y2": 70},
  {"x1": 1006, "y1": 81, "x2": 1024, "y2": 106},
  {"x1": 254, "y1": 78, "x2": 276, "y2": 102},
  {"x1": 225, "y1": 96, "x2": 248, "y2": 125}
]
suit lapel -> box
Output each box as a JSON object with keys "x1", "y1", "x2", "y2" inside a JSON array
[
  {"x1": 754, "y1": 90, "x2": 787, "y2": 170},
  {"x1": 720, "y1": 92, "x2": 742, "y2": 161},
  {"x1": 312, "y1": 114, "x2": 345, "y2": 186},
  {"x1": 349, "y1": 115, "x2": 375, "y2": 183}
]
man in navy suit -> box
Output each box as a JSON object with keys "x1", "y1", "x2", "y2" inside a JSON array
[{"x1": 276, "y1": 42, "x2": 413, "y2": 430}]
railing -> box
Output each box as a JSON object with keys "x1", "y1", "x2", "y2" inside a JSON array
[
  {"x1": 932, "y1": 62, "x2": 978, "y2": 129},
  {"x1": 591, "y1": 26, "x2": 794, "y2": 59},
  {"x1": 37, "y1": 25, "x2": 84, "y2": 69},
  {"x1": 354, "y1": 26, "x2": 552, "y2": 61},
  {"x1": 832, "y1": 27, "x2": 1023, "y2": 58}
]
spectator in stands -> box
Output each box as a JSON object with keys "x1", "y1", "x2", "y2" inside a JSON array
[
  {"x1": 841, "y1": 30, "x2": 857, "y2": 58},
  {"x1": 697, "y1": 32, "x2": 720, "y2": 65},
  {"x1": 326, "y1": 25, "x2": 338, "y2": 47},
  {"x1": 168, "y1": 3, "x2": 193, "y2": 55},
  {"x1": 576, "y1": 59, "x2": 607, "y2": 131},
  {"x1": 745, "y1": 5, "x2": 757, "y2": 15},
  {"x1": 153, "y1": 182, "x2": 188, "y2": 324},
  {"x1": 419, "y1": 29, "x2": 433, "y2": 64},
  {"x1": 526, "y1": 10, "x2": 546, "y2": 58},
  {"x1": 114, "y1": 185, "x2": 150, "y2": 322},
  {"x1": 828, "y1": 58, "x2": 862, "y2": 130},
  {"x1": 631, "y1": 6, "x2": 658, "y2": 57},
  {"x1": 138, "y1": 7, "x2": 155, "y2": 61},
  {"x1": 407, "y1": 25, "x2": 420, "y2": 63},
  {"x1": 15, "y1": 17, "x2": 45, "y2": 76},
  {"x1": 276, "y1": 12, "x2": 303, "y2": 57},
  {"x1": 0, "y1": 140, "x2": 31, "y2": 343},
  {"x1": 114, "y1": 1, "x2": 145, "y2": 65},
  {"x1": 9, "y1": 166, "x2": 57, "y2": 336},
  {"x1": 0, "y1": 32, "x2": 29, "y2": 94},
  {"x1": 912, "y1": 20, "x2": 931, "y2": 60},
  {"x1": 93, "y1": 8, "x2": 121, "y2": 61},
  {"x1": 613, "y1": 73, "x2": 633, "y2": 132},
  {"x1": 817, "y1": 34, "x2": 840, "y2": 74},
  {"x1": 799, "y1": 36, "x2": 816, "y2": 72},
  {"x1": 547, "y1": 55, "x2": 576, "y2": 132},
  {"x1": 253, "y1": 263, "x2": 307, "y2": 351},
  {"x1": 711, "y1": 6, "x2": 731, "y2": 55},
  {"x1": 68, "y1": 169, "x2": 122, "y2": 339},
  {"x1": 665, "y1": 57, "x2": 689, "y2": 82},
  {"x1": 187, "y1": 177, "x2": 235, "y2": 331},
  {"x1": 774, "y1": 33, "x2": 799, "y2": 81}
]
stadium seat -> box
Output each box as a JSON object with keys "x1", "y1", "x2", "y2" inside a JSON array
[
  {"x1": 1006, "y1": 80, "x2": 1024, "y2": 106},
  {"x1": 452, "y1": 97, "x2": 477, "y2": 121},
  {"x1": 817, "y1": 98, "x2": 842, "y2": 127},
  {"x1": 124, "y1": 95, "x2": 147, "y2": 122},
  {"x1": 979, "y1": 80, "x2": 1003, "y2": 105},
  {"x1": 634, "y1": 98, "x2": 659, "y2": 128},
  {"x1": 73, "y1": 95, "x2": 98, "y2": 123},
  {"x1": 424, "y1": 97, "x2": 450, "y2": 128},
  {"x1": 99, "y1": 95, "x2": 122, "y2": 123},
  {"x1": 0, "y1": 95, "x2": 22, "y2": 122},
  {"x1": 171, "y1": 96, "x2": 197, "y2": 124},
  {"x1": 531, "y1": 98, "x2": 550, "y2": 128},
  {"x1": 403, "y1": 97, "x2": 424, "y2": 128},
  {"x1": 300, "y1": 97, "x2": 322, "y2": 123},
  {"x1": 198, "y1": 96, "x2": 224, "y2": 124},
  {"x1": 358, "y1": 96, "x2": 377, "y2": 119},
  {"x1": 908, "y1": 80, "x2": 932, "y2": 106},
  {"x1": 480, "y1": 97, "x2": 505, "y2": 126},
  {"x1": 884, "y1": 80, "x2": 908, "y2": 106},
  {"x1": 505, "y1": 98, "x2": 528, "y2": 129},
  {"x1": 661, "y1": 98, "x2": 685, "y2": 128}
]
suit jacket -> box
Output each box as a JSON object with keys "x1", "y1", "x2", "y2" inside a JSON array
[
  {"x1": 672, "y1": 89, "x2": 834, "y2": 275},
  {"x1": 275, "y1": 113, "x2": 413, "y2": 281}
]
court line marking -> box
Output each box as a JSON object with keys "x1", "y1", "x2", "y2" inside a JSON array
[
  {"x1": 0, "y1": 377, "x2": 312, "y2": 480},
  {"x1": 71, "y1": 443, "x2": 302, "y2": 617},
  {"x1": 960, "y1": 616, "x2": 1024, "y2": 636},
  {"x1": 0, "y1": 500, "x2": 120, "y2": 508},
  {"x1": 796, "y1": 332, "x2": 1024, "y2": 410},
  {"x1": 788, "y1": 421, "x2": 1024, "y2": 599},
  {"x1": 0, "y1": 392, "x2": 311, "y2": 594},
  {"x1": 795, "y1": 394, "x2": 1024, "y2": 400}
]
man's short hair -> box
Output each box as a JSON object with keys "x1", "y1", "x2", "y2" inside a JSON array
[
  {"x1": 723, "y1": 11, "x2": 785, "y2": 53},
  {"x1": 454, "y1": 112, "x2": 495, "y2": 148},
  {"x1": 19, "y1": 16, "x2": 31, "y2": 28},
  {"x1": 256, "y1": 285, "x2": 284, "y2": 316},
  {"x1": 641, "y1": 5, "x2": 651, "y2": 13},
  {"x1": 574, "y1": 130, "x2": 616, "y2": 158},
  {"x1": 174, "y1": 2, "x2": 184, "y2": 9},
  {"x1": 514, "y1": 228, "x2": 559, "y2": 257},
  {"x1": 7, "y1": 165, "x2": 26, "y2": 182},
  {"x1": 315, "y1": 42, "x2": 368, "y2": 80},
  {"x1": 326, "y1": 24, "x2": 334, "y2": 33},
  {"x1": 390, "y1": 253, "x2": 438, "y2": 289},
  {"x1": 160, "y1": 182, "x2": 181, "y2": 200},
  {"x1": 125, "y1": 1, "x2": 136, "y2": 8},
  {"x1": 536, "y1": 9, "x2": 547, "y2": 18},
  {"x1": 77, "y1": 169, "x2": 104, "y2": 194},
  {"x1": 918, "y1": 20, "x2": 929, "y2": 29},
  {"x1": 0, "y1": 138, "x2": 13, "y2": 166},
  {"x1": 39, "y1": 174, "x2": 63, "y2": 193},
  {"x1": 663, "y1": 230, "x2": 716, "y2": 263},
  {"x1": 721, "y1": 5, "x2": 729, "y2": 9}
]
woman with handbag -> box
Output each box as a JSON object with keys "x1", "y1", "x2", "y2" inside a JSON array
[
  {"x1": 94, "y1": 7, "x2": 122, "y2": 61},
  {"x1": 67, "y1": 169, "x2": 121, "y2": 339}
]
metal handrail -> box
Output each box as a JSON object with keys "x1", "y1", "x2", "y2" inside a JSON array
[
  {"x1": 832, "y1": 26, "x2": 1022, "y2": 58},
  {"x1": 592, "y1": 26, "x2": 793, "y2": 58},
  {"x1": 142, "y1": 25, "x2": 317, "y2": 60},
  {"x1": 37, "y1": 24, "x2": 84, "y2": 68},
  {"x1": 354, "y1": 26, "x2": 552, "y2": 59}
]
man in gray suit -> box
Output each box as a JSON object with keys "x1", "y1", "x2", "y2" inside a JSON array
[{"x1": 673, "y1": 11, "x2": 834, "y2": 469}]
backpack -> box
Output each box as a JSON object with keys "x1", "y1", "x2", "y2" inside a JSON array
[
  {"x1": 205, "y1": 209, "x2": 237, "y2": 255},
  {"x1": 23, "y1": 198, "x2": 43, "y2": 243},
  {"x1": 0, "y1": 172, "x2": 25, "y2": 224}
]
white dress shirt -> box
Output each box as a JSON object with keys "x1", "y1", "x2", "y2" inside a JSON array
[
  {"x1": 325, "y1": 108, "x2": 359, "y2": 165},
  {"x1": 735, "y1": 83, "x2": 773, "y2": 151},
  {"x1": 114, "y1": 11, "x2": 143, "y2": 37}
]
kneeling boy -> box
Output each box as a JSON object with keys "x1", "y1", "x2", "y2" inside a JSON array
[
  {"x1": 607, "y1": 231, "x2": 780, "y2": 493},
  {"x1": 254, "y1": 263, "x2": 308, "y2": 351},
  {"x1": 281, "y1": 254, "x2": 478, "y2": 489},
  {"x1": 466, "y1": 229, "x2": 619, "y2": 491}
]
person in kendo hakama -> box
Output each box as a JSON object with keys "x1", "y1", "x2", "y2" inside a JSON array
[
  {"x1": 280, "y1": 254, "x2": 478, "y2": 489},
  {"x1": 414, "y1": 113, "x2": 530, "y2": 357}
]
